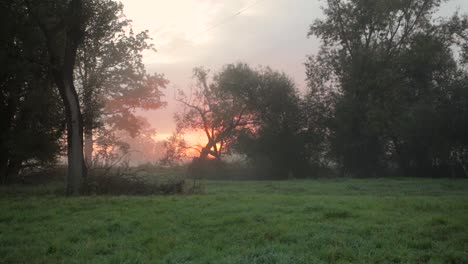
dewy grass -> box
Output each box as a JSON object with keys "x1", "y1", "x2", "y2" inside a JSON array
[{"x1": 0, "y1": 178, "x2": 467, "y2": 263}]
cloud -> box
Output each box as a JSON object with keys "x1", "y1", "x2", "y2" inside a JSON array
[{"x1": 121, "y1": 0, "x2": 282, "y2": 66}]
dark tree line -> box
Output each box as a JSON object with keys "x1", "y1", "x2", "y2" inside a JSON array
[
  {"x1": 175, "y1": 0, "x2": 468, "y2": 179},
  {"x1": 2, "y1": 0, "x2": 468, "y2": 186},
  {"x1": 306, "y1": 0, "x2": 468, "y2": 177}
]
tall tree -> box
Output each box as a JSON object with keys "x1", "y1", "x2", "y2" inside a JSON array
[
  {"x1": 0, "y1": 1, "x2": 65, "y2": 183},
  {"x1": 76, "y1": 0, "x2": 167, "y2": 166},
  {"x1": 306, "y1": 0, "x2": 468, "y2": 177},
  {"x1": 27, "y1": 0, "x2": 86, "y2": 194}
]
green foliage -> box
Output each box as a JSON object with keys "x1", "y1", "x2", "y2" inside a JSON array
[
  {"x1": 0, "y1": 179, "x2": 467, "y2": 263},
  {"x1": 225, "y1": 65, "x2": 310, "y2": 178},
  {"x1": 0, "y1": 0, "x2": 65, "y2": 183},
  {"x1": 75, "y1": 0, "x2": 167, "y2": 166},
  {"x1": 306, "y1": 0, "x2": 468, "y2": 177},
  {"x1": 1, "y1": 0, "x2": 168, "y2": 186}
]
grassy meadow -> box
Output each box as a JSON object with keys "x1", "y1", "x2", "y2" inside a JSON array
[{"x1": 0, "y1": 178, "x2": 467, "y2": 263}]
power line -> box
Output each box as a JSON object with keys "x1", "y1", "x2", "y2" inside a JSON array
[
  {"x1": 147, "y1": 0, "x2": 267, "y2": 58},
  {"x1": 185, "y1": 0, "x2": 266, "y2": 42}
]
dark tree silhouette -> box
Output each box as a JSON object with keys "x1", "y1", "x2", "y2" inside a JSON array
[
  {"x1": 175, "y1": 67, "x2": 254, "y2": 161},
  {"x1": 27, "y1": 0, "x2": 87, "y2": 194},
  {"x1": 306, "y1": 0, "x2": 468, "y2": 177}
]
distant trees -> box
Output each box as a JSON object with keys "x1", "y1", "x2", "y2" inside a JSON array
[
  {"x1": 171, "y1": 0, "x2": 468, "y2": 179},
  {"x1": 76, "y1": 0, "x2": 167, "y2": 166},
  {"x1": 306, "y1": 0, "x2": 468, "y2": 177},
  {"x1": 2, "y1": 0, "x2": 468, "y2": 183},
  {"x1": 176, "y1": 64, "x2": 311, "y2": 178},
  {"x1": 160, "y1": 132, "x2": 188, "y2": 166}
]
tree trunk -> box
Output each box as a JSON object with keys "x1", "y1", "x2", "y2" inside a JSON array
[
  {"x1": 199, "y1": 143, "x2": 219, "y2": 161},
  {"x1": 84, "y1": 128, "x2": 93, "y2": 167},
  {"x1": 53, "y1": 73, "x2": 86, "y2": 195},
  {"x1": 199, "y1": 147, "x2": 210, "y2": 160},
  {"x1": 456, "y1": 157, "x2": 468, "y2": 178},
  {"x1": 0, "y1": 158, "x2": 7, "y2": 185},
  {"x1": 6, "y1": 158, "x2": 22, "y2": 183},
  {"x1": 82, "y1": 70, "x2": 94, "y2": 167},
  {"x1": 39, "y1": 0, "x2": 86, "y2": 195},
  {"x1": 391, "y1": 137, "x2": 409, "y2": 176},
  {"x1": 62, "y1": 1, "x2": 87, "y2": 194},
  {"x1": 1, "y1": 91, "x2": 18, "y2": 185}
]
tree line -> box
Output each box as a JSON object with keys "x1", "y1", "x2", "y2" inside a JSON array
[
  {"x1": 1, "y1": 0, "x2": 468, "y2": 194},
  {"x1": 171, "y1": 0, "x2": 468, "y2": 179}
]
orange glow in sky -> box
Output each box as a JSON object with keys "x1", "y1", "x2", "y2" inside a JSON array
[
  {"x1": 153, "y1": 129, "x2": 225, "y2": 159},
  {"x1": 152, "y1": 130, "x2": 212, "y2": 158}
]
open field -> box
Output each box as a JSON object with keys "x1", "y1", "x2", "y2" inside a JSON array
[{"x1": 1, "y1": 178, "x2": 467, "y2": 263}]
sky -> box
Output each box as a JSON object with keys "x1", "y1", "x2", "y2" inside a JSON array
[{"x1": 119, "y1": 0, "x2": 468, "y2": 141}]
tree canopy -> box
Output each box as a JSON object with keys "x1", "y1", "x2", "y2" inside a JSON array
[{"x1": 306, "y1": 0, "x2": 468, "y2": 177}]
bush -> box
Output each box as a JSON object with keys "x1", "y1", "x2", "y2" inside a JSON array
[
  {"x1": 84, "y1": 174, "x2": 184, "y2": 195},
  {"x1": 186, "y1": 158, "x2": 274, "y2": 180},
  {"x1": 84, "y1": 165, "x2": 187, "y2": 195}
]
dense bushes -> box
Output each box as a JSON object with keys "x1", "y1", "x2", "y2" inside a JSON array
[
  {"x1": 84, "y1": 164, "x2": 192, "y2": 195},
  {"x1": 0, "y1": 165, "x2": 196, "y2": 196},
  {"x1": 84, "y1": 173, "x2": 184, "y2": 195}
]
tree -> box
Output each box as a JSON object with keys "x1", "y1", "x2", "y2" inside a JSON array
[
  {"x1": 387, "y1": 29, "x2": 464, "y2": 176},
  {"x1": 26, "y1": 0, "x2": 86, "y2": 193},
  {"x1": 175, "y1": 66, "x2": 254, "y2": 161},
  {"x1": 160, "y1": 132, "x2": 189, "y2": 166},
  {"x1": 1, "y1": 0, "x2": 166, "y2": 188},
  {"x1": 224, "y1": 66, "x2": 309, "y2": 178},
  {"x1": 75, "y1": 0, "x2": 167, "y2": 166},
  {"x1": 0, "y1": 1, "x2": 65, "y2": 183},
  {"x1": 176, "y1": 63, "x2": 312, "y2": 178},
  {"x1": 306, "y1": 0, "x2": 468, "y2": 177}
]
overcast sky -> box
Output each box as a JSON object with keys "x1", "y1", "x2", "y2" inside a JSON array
[{"x1": 119, "y1": 0, "x2": 468, "y2": 139}]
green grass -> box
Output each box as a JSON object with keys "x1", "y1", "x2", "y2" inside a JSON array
[{"x1": 1, "y1": 178, "x2": 467, "y2": 263}]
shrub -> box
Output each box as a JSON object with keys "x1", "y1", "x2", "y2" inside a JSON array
[
  {"x1": 84, "y1": 165, "x2": 187, "y2": 195},
  {"x1": 84, "y1": 174, "x2": 185, "y2": 195}
]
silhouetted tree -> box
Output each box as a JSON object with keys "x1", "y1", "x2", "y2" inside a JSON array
[
  {"x1": 0, "y1": 1, "x2": 64, "y2": 183},
  {"x1": 306, "y1": 0, "x2": 468, "y2": 177},
  {"x1": 223, "y1": 65, "x2": 309, "y2": 178},
  {"x1": 175, "y1": 66, "x2": 254, "y2": 161},
  {"x1": 25, "y1": 0, "x2": 87, "y2": 193},
  {"x1": 160, "y1": 132, "x2": 189, "y2": 166}
]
